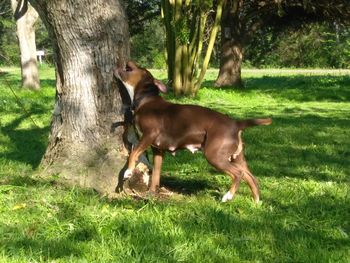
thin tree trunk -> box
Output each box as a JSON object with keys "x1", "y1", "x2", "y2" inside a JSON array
[
  {"x1": 215, "y1": 0, "x2": 243, "y2": 88},
  {"x1": 173, "y1": 0, "x2": 183, "y2": 95},
  {"x1": 161, "y1": 0, "x2": 175, "y2": 87},
  {"x1": 195, "y1": 0, "x2": 225, "y2": 93},
  {"x1": 162, "y1": 0, "x2": 224, "y2": 96},
  {"x1": 11, "y1": 0, "x2": 40, "y2": 90},
  {"x1": 29, "y1": 0, "x2": 130, "y2": 193}
]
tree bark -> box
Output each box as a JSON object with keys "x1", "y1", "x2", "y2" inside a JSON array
[
  {"x1": 215, "y1": 0, "x2": 243, "y2": 88},
  {"x1": 29, "y1": 0, "x2": 130, "y2": 193},
  {"x1": 11, "y1": 0, "x2": 40, "y2": 90},
  {"x1": 215, "y1": 38, "x2": 243, "y2": 88}
]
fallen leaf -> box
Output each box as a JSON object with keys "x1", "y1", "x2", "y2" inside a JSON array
[{"x1": 12, "y1": 203, "x2": 27, "y2": 210}]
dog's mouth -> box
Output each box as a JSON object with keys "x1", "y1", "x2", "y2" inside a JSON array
[
  {"x1": 115, "y1": 63, "x2": 133, "y2": 80},
  {"x1": 125, "y1": 64, "x2": 133, "y2": 72},
  {"x1": 125, "y1": 61, "x2": 138, "y2": 72},
  {"x1": 117, "y1": 64, "x2": 132, "y2": 74}
]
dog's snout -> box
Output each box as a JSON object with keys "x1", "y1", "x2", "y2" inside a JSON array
[
  {"x1": 126, "y1": 61, "x2": 137, "y2": 70},
  {"x1": 114, "y1": 61, "x2": 137, "y2": 75}
]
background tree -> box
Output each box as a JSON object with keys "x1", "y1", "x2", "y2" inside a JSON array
[
  {"x1": 28, "y1": 0, "x2": 130, "y2": 193},
  {"x1": 215, "y1": 0, "x2": 350, "y2": 88},
  {"x1": 11, "y1": 0, "x2": 40, "y2": 90},
  {"x1": 0, "y1": 1, "x2": 18, "y2": 64},
  {"x1": 245, "y1": 21, "x2": 350, "y2": 69},
  {"x1": 123, "y1": 0, "x2": 166, "y2": 69},
  {"x1": 125, "y1": 0, "x2": 160, "y2": 37},
  {"x1": 161, "y1": 0, "x2": 225, "y2": 96},
  {"x1": 130, "y1": 18, "x2": 166, "y2": 69}
]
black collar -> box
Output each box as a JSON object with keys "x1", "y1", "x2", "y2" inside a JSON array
[{"x1": 132, "y1": 84, "x2": 160, "y2": 110}]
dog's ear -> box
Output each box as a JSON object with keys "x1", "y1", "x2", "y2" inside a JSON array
[{"x1": 154, "y1": 79, "x2": 167, "y2": 93}]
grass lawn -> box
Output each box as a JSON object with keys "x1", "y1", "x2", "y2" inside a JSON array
[{"x1": 0, "y1": 66, "x2": 349, "y2": 262}]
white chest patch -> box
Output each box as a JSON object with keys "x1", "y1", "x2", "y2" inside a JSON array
[{"x1": 122, "y1": 81, "x2": 135, "y2": 102}]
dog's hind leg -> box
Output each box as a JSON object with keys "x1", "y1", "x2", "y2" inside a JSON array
[
  {"x1": 204, "y1": 133, "x2": 260, "y2": 202},
  {"x1": 241, "y1": 167, "x2": 260, "y2": 203},
  {"x1": 221, "y1": 167, "x2": 242, "y2": 202},
  {"x1": 221, "y1": 163, "x2": 260, "y2": 203},
  {"x1": 204, "y1": 140, "x2": 242, "y2": 202},
  {"x1": 207, "y1": 155, "x2": 260, "y2": 202},
  {"x1": 234, "y1": 154, "x2": 260, "y2": 203},
  {"x1": 205, "y1": 155, "x2": 243, "y2": 202}
]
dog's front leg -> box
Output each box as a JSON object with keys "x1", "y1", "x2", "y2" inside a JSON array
[
  {"x1": 149, "y1": 147, "x2": 164, "y2": 192},
  {"x1": 124, "y1": 135, "x2": 153, "y2": 179}
]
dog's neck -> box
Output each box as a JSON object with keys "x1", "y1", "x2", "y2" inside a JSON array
[{"x1": 132, "y1": 83, "x2": 160, "y2": 110}]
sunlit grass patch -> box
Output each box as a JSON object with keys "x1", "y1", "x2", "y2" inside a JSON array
[{"x1": 1, "y1": 66, "x2": 349, "y2": 262}]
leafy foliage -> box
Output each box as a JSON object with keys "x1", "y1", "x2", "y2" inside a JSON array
[
  {"x1": 162, "y1": 0, "x2": 224, "y2": 95},
  {"x1": 124, "y1": 0, "x2": 160, "y2": 36},
  {"x1": 1, "y1": 0, "x2": 349, "y2": 70},
  {"x1": 0, "y1": 1, "x2": 19, "y2": 65},
  {"x1": 130, "y1": 19, "x2": 166, "y2": 69},
  {"x1": 245, "y1": 22, "x2": 350, "y2": 68}
]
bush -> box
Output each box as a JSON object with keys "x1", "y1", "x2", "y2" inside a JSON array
[
  {"x1": 130, "y1": 19, "x2": 166, "y2": 69},
  {"x1": 0, "y1": 11, "x2": 19, "y2": 66},
  {"x1": 245, "y1": 22, "x2": 350, "y2": 69}
]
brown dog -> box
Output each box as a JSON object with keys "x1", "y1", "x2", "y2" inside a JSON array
[{"x1": 115, "y1": 61, "x2": 272, "y2": 202}]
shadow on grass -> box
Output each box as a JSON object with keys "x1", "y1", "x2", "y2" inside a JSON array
[
  {"x1": 2, "y1": 193, "x2": 348, "y2": 262},
  {"x1": 176, "y1": 196, "x2": 350, "y2": 261},
  {"x1": 2, "y1": 204, "x2": 99, "y2": 261},
  {"x1": 202, "y1": 74, "x2": 350, "y2": 102},
  {"x1": 0, "y1": 105, "x2": 49, "y2": 169},
  {"x1": 0, "y1": 70, "x2": 23, "y2": 89},
  {"x1": 2, "y1": 236, "x2": 84, "y2": 260},
  {"x1": 0, "y1": 69, "x2": 55, "y2": 87},
  {"x1": 2, "y1": 184, "x2": 348, "y2": 262},
  {"x1": 40, "y1": 78, "x2": 56, "y2": 88},
  {"x1": 250, "y1": 115, "x2": 350, "y2": 183},
  {"x1": 161, "y1": 175, "x2": 213, "y2": 195},
  {"x1": 0, "y1": 71, "x2": 10, "y2": 78}
]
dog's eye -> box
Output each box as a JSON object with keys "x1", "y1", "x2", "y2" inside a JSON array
[{"x1": 126, "y1": 65, "x2": 132, "y2": 72}]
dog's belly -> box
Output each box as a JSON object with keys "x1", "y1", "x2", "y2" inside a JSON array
[{"x1": 152, "y1": 133, "x2": 204, "y2": 154}]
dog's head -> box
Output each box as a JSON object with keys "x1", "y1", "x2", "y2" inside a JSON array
[{"x1": 114, "y1": 61, "x2": 167, "y2": 102}]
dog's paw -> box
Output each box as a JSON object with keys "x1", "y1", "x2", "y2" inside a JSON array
[
  {"x1": 221, "y1": 191, "x2": 234, "y2": 202},
  {"x1": 124, "y1": 169, "x2": 133, "y2": 179}
]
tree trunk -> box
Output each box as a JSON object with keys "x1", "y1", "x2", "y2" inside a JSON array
[
  {"x1": 215, "y1": 38, "x2": 243, "y2": 88},
  {"x1": 194, "y1": 0, "x2": 225, "y2": 94},
  {"x1": 215, "y1": 0, "x2": 243, "y2": 88},
  {"x1": 29, "y1": 0, "x2": 130, "y2": 193},
  {"x1": 11, "y1": 0, "x2": 40, "y2": 90}
]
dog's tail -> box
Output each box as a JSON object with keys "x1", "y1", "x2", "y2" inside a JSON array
[{"x1": 237, "y1": 118, "x2": 272, "y2": 130}]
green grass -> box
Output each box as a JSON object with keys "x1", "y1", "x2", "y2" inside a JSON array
[{"x1": 0, "y1": 66, "x2": 349, "y2": 262}]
